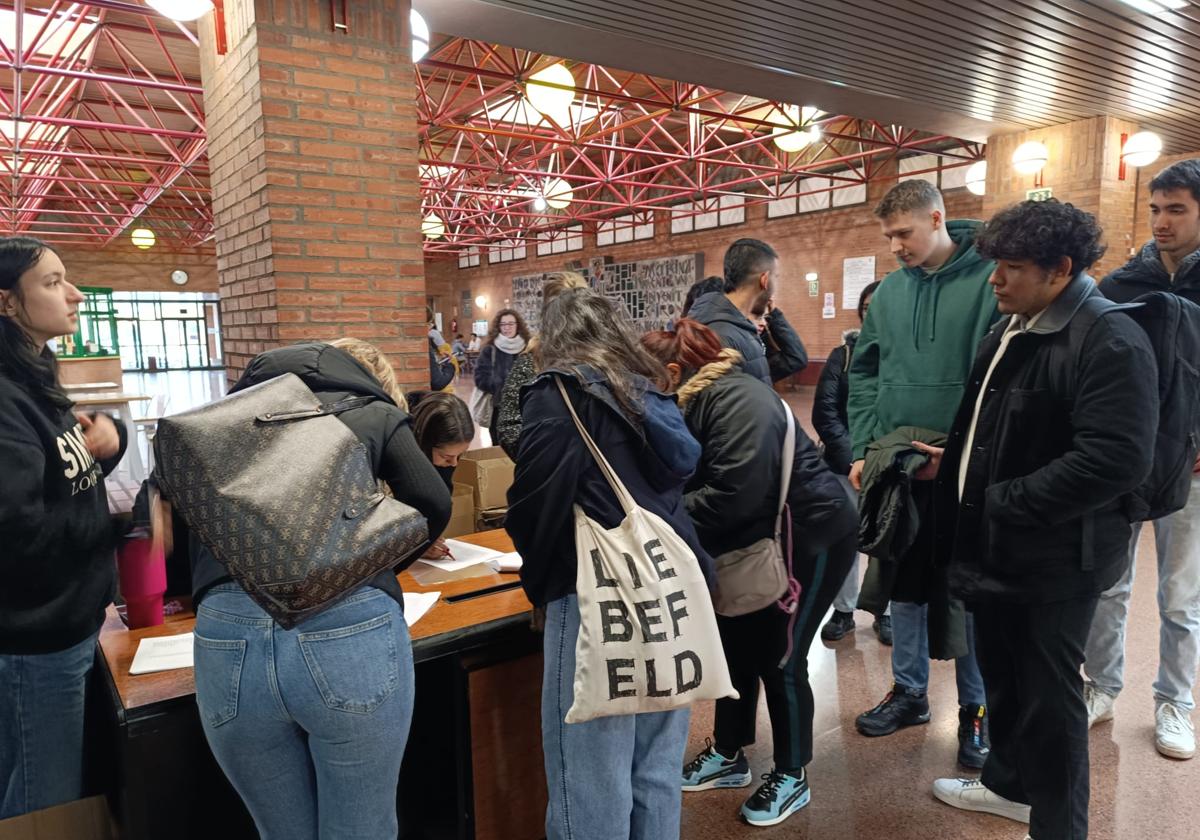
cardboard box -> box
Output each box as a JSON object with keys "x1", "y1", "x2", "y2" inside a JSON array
[
  {"x1": 0, "y1": 796, "x2": 114, "y2": 840},
  {"x1": 454, "y1": 446, "x2": 515, "y2": 511},
  {"x1": 443, "y1": 483, "x2": 476, "y2": 539}
]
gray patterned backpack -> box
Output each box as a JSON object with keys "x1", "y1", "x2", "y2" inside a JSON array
[{"x1": 153, "y1": 373, "x2": 428, "y2": 628}]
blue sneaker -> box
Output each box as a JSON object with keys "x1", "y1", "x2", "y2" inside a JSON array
[
  {"x1": 740, "y1": 769, "x2": 811, "y2": 827},
  {"x1": 681, "y1": 739, "x2": 752, "y2": 791}
]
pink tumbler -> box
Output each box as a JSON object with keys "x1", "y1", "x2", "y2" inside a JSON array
[{"x1": 117, "y1": 530, "x2": 167, "y2": 629}]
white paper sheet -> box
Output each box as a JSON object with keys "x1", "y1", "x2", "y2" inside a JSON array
[
  {"x1": 417, "y1": 540, "x2": 506, "y2": 572},
  {"x1": 403, "y1": 591, "x2": 440, "y2": 626},
  {"x1": 492, "y1": 552, "x2": 523, "y2": 572},
  {"x1": 129, "y1": 632, "x2": 194, "y2": 675}
]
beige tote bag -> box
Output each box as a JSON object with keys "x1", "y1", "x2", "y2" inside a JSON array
[{"x1": 556, "y1": 378, "x2": 737, "y2": 724}]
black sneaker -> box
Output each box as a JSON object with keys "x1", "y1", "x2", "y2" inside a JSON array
[
  {"x1": 958, "y1": 704, "x2": 990, "y2": 769},
  {"x1": 873, "y1": 615, "x2": 893, "y2": 646},
  {"x1": 681, "y1": 739, "x2": 752, "y2": 791},
  {"x1": 821, "y1": 610, "x2": 855, "y2": 641},
  {"x1": 855, "y1": 685, "x2": 931, "y2": 737}
]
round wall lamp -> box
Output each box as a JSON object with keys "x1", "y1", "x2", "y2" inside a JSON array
[
  {"x1": 1012, "y1": 141, "x2": 1049, "y2": 175},
  {"x1": 131, "y1": 227, "x2": 156, "y2": 249},
  {"x1": 1122, "y1": 131, "x2": 1163, "y2": 168},
  {"x1": 965, "y1": 160, "x2": 988, "y2": 196},
  {"x1": 474, "y1": 295, "x2": 487, "y2": 310}
]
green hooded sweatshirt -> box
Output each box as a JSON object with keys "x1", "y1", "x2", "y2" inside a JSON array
[{"x1": 847, "y1": 219, "x2": 1000, "y2": 461}]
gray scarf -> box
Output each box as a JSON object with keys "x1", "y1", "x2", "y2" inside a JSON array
[{"x1": 494, "y1": 334, "x2": 526, "y2": 355}]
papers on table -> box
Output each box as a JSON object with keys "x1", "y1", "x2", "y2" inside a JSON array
[
  {"x1": 129, "y1": 632, "x2": 194, "y2": 675},
  {"x1": 414, "y1": 540, "x2": 523, "y2": 574},
  {"x1": 403, "y1": 590, "x2": 440, "y2": 626}
]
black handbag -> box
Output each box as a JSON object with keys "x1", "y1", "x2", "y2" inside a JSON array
[{"x1": 153, "y1": 373, "x2": 428, "y2": 628}]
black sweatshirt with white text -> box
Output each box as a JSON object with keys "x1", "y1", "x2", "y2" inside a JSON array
[{"x1": 0, "y1": 373, "x2": 127, "y2": 654}]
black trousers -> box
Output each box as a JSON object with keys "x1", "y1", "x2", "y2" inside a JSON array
[
  {"x1": 973, "y1": 596, "x2": 1099, "y2": 840},
  {"x1": 713, "y1": 533, "x2": 855, "y2": 772}
]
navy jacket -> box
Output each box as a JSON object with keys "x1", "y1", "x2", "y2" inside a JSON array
[
  {"x1": 1100, "y1": 241, "x2": 1200, "y2": 306},
  {"x1": 473, "y1": 342, "x2": 520, "y2": 398},
  {"x1": 688, "y1": 292, "x2": 807, "y2": 384},
  {"x1": 506, "y1": 366, "x2": 712, "y2": 607}
]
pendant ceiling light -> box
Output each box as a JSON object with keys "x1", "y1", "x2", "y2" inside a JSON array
[
  {"x1": 525, "y1": 63, "x2": 576, "y2": 126},
  {"x1": 965, "y1": 160, "x2": 988, "y2": 196},
  {"x1": 131, "y1": 227, "x2": 156, "y2": 249},
  {"x1": 145, "y1": 0, "x2": 214, "y2": 22},
  {"x1": 543, "y1": 177, "x2": 574, "y2": 209},
  {"x1": 421, "y1": 213, "x2": 446, "y2": 239},
  {"x1": 772, "y1": 105, "x2": 821, "y2": 153}
]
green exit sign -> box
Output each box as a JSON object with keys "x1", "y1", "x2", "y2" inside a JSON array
[{"x1": 1026, "y1": 187, "x2": 1053, "y2": 202}]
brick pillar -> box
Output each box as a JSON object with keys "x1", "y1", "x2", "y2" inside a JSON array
[
  {"x1": 198, "y1": 0, "x2": 425, "y2": 384},
  {"x1": 983, "y1": 116, "x2": 1140, "y2": 277}
]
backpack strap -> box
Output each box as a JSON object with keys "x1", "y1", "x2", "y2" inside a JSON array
[{"x1": 256, "y1": 395, "x2": 375, "y2": 423}]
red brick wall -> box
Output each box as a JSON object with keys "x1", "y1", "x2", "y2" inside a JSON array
[
  {"x1": 199, "y1": 0, "x2": 426, "y2": 384},
  {"x1": 55, "y1": 241, "x2": 218, "y2": 293},
  {"x1": 426, "y1": 166, "x2": 984, "y2": 359}
]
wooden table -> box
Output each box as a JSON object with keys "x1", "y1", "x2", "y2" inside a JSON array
[
  {"x1": 97, "y1": 530, "x2": 544, "y2": 840},
  {"x1": 70, "y1": 393, "x2": 151, "y2": 483}
]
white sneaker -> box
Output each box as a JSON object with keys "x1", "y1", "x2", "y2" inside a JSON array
[
  {"x1": 1155, "y1": 702, "x2": 1196, "y2": 760},
  {"x1": 931, "y1": 778, "x2": 1031, "y2": 824},
  {"x1": 1084, "y1": 683, "x2": 1115, "y2": 728}
]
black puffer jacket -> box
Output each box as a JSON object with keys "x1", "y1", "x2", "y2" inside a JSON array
[
  {"x1": 1100, "y1": 240, "x2": 1200, "y2": 306},
  {"x1": 687, "y1": 292, "x2": 807, "y2": 384},
  {"x1": 936, "y1": 275, "x2": 1159, "y2": 605},
  {"x1": 678, "y1": 364, "x2": 857, "y2": 559},
  {"x1": 189, "y1": 343, "x2": 452, "y2": 611},
  {"x1": 812, "y1": 330, "x2": 858, "y2": 475}
]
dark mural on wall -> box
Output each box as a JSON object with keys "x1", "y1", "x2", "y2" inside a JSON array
[{"x1": 512, "y1": 253, "x2": 704, "y2": 333}]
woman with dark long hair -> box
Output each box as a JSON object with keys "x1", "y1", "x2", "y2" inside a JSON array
[
  {"x1": 472, "y1": 307, "x2": 530, "y2": 432},
  {"x1": 407, "y1": 390, "x2": 475, "y2": 561},
  {"x1": 0, "y1": 236, "x2": 128, "y2": 818},
  {"x1": 642, "y1": 319, "x2": 857, "y2": 828},
  {"x1": 505, "y1": 288, "x2": 711, "y2": 840}
]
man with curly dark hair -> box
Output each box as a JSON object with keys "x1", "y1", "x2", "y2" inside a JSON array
[{"x1": 923, "y1": 199, "x2": 1158, "y2": 840}]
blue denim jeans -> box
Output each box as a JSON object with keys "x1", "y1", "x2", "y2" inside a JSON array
[
  {"x1": 1085, "y1": 475, "x2": 1200, "y2": 712},
  {"x1": 891, "y1": 601, "x2": 986, "y2": 706},
  {"x1": 0, "y1": 631, "x2": 99, "y2": 819},
  {"x1": 542, "y1": 594, "x2": 691, "y2": 840},
  {"x1": 194, "y1": 584, "x2": 414, "y2": 840}
]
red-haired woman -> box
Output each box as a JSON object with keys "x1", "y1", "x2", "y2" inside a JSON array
[{"x1": 642, "y1": 319, "x2": 858, "y2": 828}]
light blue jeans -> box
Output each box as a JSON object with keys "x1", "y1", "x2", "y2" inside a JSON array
[
  {"x1": 891, "y1": 601, "x2": 986, "y2": 706},
  {"x1": 194, "y1": 584, "x2": 414, "y2": 840},
  {"x1": 542, "y1": 594, "x2": 691, "y2": 840},
  {"x1": 0, "y1": 631, "x2": 99, "y2": 819},
  {"x1": 1085, "y1": 475, "x2": 1200, "y2": 712}
]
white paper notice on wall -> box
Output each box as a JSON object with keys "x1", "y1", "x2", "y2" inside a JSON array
[
  {"x1": 822, "y1": 293, "x2": 836, "y2": 319},
  {"x1": 843, "y1": 255, "x2": 876, "y2": 310}
]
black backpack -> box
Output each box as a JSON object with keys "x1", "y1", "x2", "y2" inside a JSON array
[{"x1": 1069, "y1": 291, "x2": 1200, "y2": 521}]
